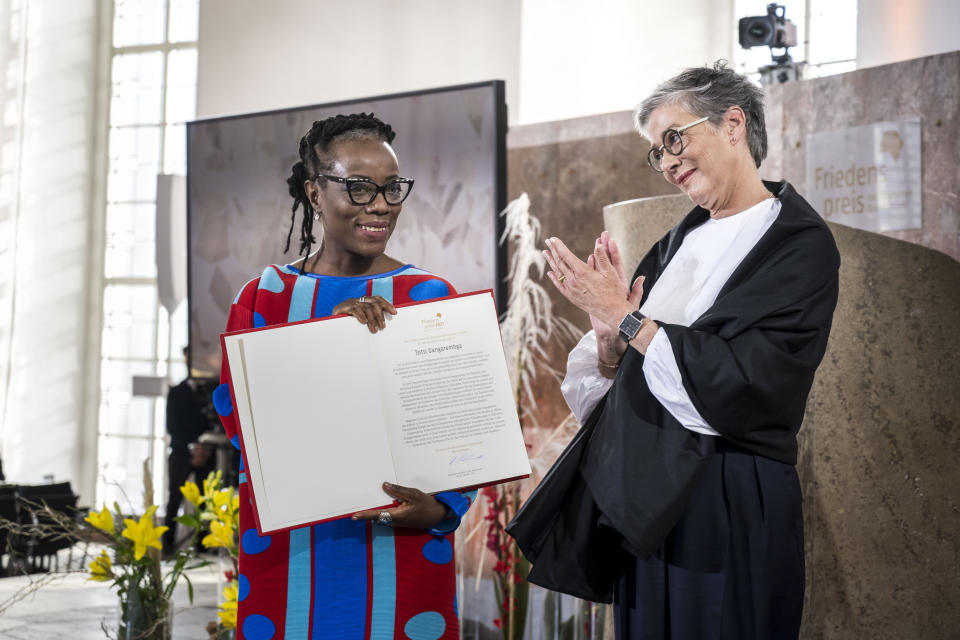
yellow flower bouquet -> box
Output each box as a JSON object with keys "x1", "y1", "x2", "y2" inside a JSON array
[
  {"x1": 177, "y1": 471, "x2": 240, "y2": 636},
  {"x1": 84, "y1": 473, "x2": 209, "y2": 640}
]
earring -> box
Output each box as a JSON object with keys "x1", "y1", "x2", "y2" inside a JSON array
[
  {"x1": 314, "y1": 212, "x2": 321, "y2": 221},
  {"x1": 731, "y1": 137, "x2": 737, "y2": 144}
]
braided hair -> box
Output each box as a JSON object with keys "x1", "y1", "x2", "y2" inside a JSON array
[{"x1": 284, "y1": 113, "x2": 397, "y2": 272}]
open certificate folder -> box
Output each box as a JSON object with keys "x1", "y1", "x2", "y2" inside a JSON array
[{"x1": 221, "y1": 290, "x2": 531, "y2": 534}]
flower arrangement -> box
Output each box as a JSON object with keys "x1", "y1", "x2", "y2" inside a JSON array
[
  {"x1": 83, "y1": 466, "x2": 206, "y2": 640},
  {"x1": 176, "y1": 470, "x2": 240, "y2": 635},
  {"x1": 83, "y1": 467, "x2": 240, "y2": 640}
]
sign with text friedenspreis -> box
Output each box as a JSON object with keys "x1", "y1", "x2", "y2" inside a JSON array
[{"x1": 805, "y1": 117, "x2": 922, "y2": 232}]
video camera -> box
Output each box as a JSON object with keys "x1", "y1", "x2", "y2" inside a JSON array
[
  {"x1": 739, "y1": 3, "x2": 798, "y2": 52},
  {"x1": 738, "y1": 3, "x2": 803, "y2": 85}
]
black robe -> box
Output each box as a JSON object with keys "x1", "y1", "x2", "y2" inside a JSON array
[{"x1": 506, "y1": 181, "x2": 840, "y2": 604}]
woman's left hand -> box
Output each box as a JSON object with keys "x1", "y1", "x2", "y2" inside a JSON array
[
  {"x1": 543, "y1": 235, "x2": 642, "y2": 329},
  {"x1": 350, "y1": 482, "x2": 448, "y2": 529}
]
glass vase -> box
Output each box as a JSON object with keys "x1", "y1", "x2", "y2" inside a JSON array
[{"x1": 118, "y1": 584, "x2": 172, "y2": 640}]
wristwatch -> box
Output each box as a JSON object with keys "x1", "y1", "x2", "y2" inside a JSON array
[{"x1": 618, "y1": 310, "x2": 645, "y2": 343}]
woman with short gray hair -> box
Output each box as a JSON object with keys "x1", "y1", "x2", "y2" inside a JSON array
[
  {"x1": 634, "y1": 62, "x2": 768, "y2": 169},
  {"x1": 509, "y1": 61, "x2": 840, "y2": 639}
]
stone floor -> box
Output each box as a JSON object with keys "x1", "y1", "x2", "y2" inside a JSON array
[
  {"x1": 0, "y1": 548, "x2": 609, "y2": 639},
  {"x1": 0, "y1": 550, "x2": 222, "y2": 640}
]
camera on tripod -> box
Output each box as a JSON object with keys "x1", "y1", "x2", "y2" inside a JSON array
[
  {"x1": 738, "y1": 3, "x2": 803, "y2": 85},
  {"x1": 739, "y1": 3, "x2": 798, "y2": 51}
]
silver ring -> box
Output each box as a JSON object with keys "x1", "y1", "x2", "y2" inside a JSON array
[
  {"x1": 376, "y1": 511, "x2": 393, "y2": 526},
  {"x1": 359, "y1": 296, "x2": 366, "y2": 304}
]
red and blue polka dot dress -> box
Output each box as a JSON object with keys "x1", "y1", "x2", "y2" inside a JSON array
[{"x1": 214, "y1": 264, "x2": 476, "y2": 640}]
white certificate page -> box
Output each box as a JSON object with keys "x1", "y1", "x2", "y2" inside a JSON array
[
  {"x1": 371, "y1": 293, "x2": 531, "y2": 492},
  {"x1": 222, "y1": 291, "x2": 530, "y2": 534}
]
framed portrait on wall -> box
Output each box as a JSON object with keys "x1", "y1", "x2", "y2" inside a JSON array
[{"x1": 186, "y1": 81, "x2": 507, "y2": 375}]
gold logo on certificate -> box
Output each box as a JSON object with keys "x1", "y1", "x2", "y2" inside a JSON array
[{"x1": 421, "y1": 313, "x2": 445, "y2": 332}]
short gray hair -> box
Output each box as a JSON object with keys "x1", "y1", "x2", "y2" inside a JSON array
[{"x1": 634, "y1": 60, "x2": 767, "y2": 168}]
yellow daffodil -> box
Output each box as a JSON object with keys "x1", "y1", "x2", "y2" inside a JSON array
[
  {"x1": 203, "y1": 470, "x2": 223, "y2": 501},
  {"x1": 218, "y1": 601, "x2": 238, "y2": 629},
  {"x1": 218, "y1": 606, "x2": 237, "y2": 629},
  {"x1": 85, "y1": 506, "x2": 114, "y2": 534},
  {"x1": 212, "y1": 488, "x2": 235, "y2": 521},
  {"x1": 121, "y1": 505, "x2": 168, "y2": 560},
  {"x1": 222, "y1": 580, "x2": 238, "y2": 603},
  {"x1": 180, "y1": 481, "x2": 202, "y2": 508},
  {"x1": 202, "y1": 519, "x2": 235, "y2": 549},
  {"x1": 230, "y1": 494, "x2": 240, "y2": 518},
  {"x1": 218, "y1": 581, "x2": 239, "y2": 629},
  {"x1": 88, "y1": 550, "x2": 113, "y2": 582}
]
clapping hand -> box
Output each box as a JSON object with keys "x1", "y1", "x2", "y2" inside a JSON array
[
  {"x1": 544, "y1": 231, "x2": 645, "y2": 362},
  {"x1": 588, "y1": 232, "x2": 645, "y2": 362}
]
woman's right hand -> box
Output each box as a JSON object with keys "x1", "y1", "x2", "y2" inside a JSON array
[
  {"x1": 332, "y1": 295, "x2": 397, "y2": 333},
  {"x1": 588, "y1": 232, "x2": 644, "y2": 363}
]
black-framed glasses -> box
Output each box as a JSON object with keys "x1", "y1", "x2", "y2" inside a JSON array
[
  {"x1": 316, "y1": 174, "x2": 415, "y2": 206},
  {"x1": 647, "y1": 116, "x2": 709, "y2": 173}
]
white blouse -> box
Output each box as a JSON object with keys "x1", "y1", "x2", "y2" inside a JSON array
[{"x1": 561, "y1": 197, "x2": 781, "y2": 436}]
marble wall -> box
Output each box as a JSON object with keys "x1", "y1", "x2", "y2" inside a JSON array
[
  {"x1": 603, "y1": 195, "x2": 960, "y2": 640},
  {"x1": 766, "y1": 51, "x2": 960, "y2": 262}
]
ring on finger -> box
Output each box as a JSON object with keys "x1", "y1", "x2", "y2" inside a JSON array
[
  {"x1": 359, "y1": 296, "x2": 367, "y2": 304},
  {"x1": 558, "y1": 273, "x2": 567, "y2": 283},
  {"x1": 376, "y1": 511, "x2": 393, "y2": 526}
]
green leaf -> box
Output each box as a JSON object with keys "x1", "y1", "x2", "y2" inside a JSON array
[
  {"x1": 184, "y1": 573, "x2": 194, "y2": 604},
  {"x1": 176, "y1": 514, "x2": 202, "y2": 529},
  {"x1": 513, "y1": 577, "x2": 529, "y2": 640}
]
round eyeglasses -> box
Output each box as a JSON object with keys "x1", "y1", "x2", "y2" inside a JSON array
[
  {"x1": 316, "y1": 174, "x2": 415, "y2": 206},
  {"x1": 647, "y1": 116, "x2": 710, "y2": 173}
]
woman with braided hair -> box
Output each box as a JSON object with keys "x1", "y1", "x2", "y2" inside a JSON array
[{"x1": 213, "y1": 113, "x2": 474, "y2": 639}]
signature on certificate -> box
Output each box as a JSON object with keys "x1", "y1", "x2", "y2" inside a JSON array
[{"x1": 449, "y1": 453, "x2": 485, "y2": 465}]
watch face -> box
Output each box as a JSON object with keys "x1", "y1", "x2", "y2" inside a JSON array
[{"x1": 618, "y1": 312, "x2": 643, "y2": 342}]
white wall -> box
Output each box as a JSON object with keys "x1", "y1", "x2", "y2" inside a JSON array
[
  {"x1": 858, "y1": 0, "x2": 960, "y2": 69},
  {"x1": 0, "y1": 0, "x2": 105, "y2": 504},
  {"x1": 197, "y1": 0, "x2": 522, "y2": 121},
  {"x1": 197, "y1": 0, "x2": 735, "y2": 126},
  {"x1": 518, "y1": 0, "x2": 734, "y2": 124}
]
